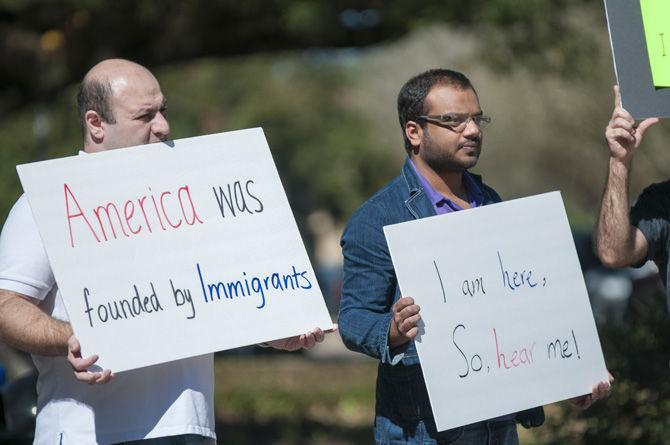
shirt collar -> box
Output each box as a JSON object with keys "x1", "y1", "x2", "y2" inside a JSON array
[{"x1": 409, "y1": 159, "x2": 484, "y2": 208}]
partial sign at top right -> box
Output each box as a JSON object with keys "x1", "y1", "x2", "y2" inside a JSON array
[
  {"x1": 640, "y1": 0, "x2": 670, "y2": 88},
  {"x1": 605, "y1": 0, "x2": 670, "y2": 117}
]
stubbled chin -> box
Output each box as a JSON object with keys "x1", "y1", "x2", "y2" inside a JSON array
[{"x1": 462, "y1": 155, "x2": 480, "y2": 168}]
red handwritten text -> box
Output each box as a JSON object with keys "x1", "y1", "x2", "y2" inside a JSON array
[
  {"x1": 64, "y1": 183, "x2": 204, "y2": 247},
  {"x1": 494, "y1": 327, "x2": 535, "y2": 370}
]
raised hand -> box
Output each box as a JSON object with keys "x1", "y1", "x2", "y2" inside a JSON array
[{"x1": 605, "y1": 85, "x2": 658, "y2": 164}]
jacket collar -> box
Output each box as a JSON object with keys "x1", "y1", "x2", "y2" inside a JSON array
[
  {"x1": 400, "y1": 157, "x2": 488, "y2": 220},
  {"x1": 401, "y1": 158, "x2": 437, "y2": 220}
]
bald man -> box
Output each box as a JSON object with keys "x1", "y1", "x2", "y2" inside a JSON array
[{"x1": 0, "y1": 59, "x2": 324, "y2": 445}]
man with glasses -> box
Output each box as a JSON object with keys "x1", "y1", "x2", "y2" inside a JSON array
[
  {"x1": 338, "y1": 69, "x2": 607, "y2": 444},
  {"x1": 339, "y1": 68, "x2": 534, "y2": 444}
]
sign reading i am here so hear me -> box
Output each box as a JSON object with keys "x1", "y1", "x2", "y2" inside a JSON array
[
  {"x1": 383, "y1": 192, "x2": 608, "y2": 431},
  {"x1": 17, "y1": 128, "x2": 333, "y2": 372}
]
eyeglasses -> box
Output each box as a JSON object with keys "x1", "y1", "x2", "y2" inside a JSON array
[{"x1": 417, "y1": 113, "x2": 491, "y2": 132}]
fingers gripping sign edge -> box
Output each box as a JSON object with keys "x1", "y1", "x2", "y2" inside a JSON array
[
  {"x1": 392, "y1": 296, "x2": 421, "y2": 340},
  {"x1": 67, "y1": 334, "x2": 114, "y2": 385}
]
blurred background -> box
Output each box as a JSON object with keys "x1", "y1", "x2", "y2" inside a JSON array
[{"x1": 2, "y1": 0, "x2": 670, "y2": 443}]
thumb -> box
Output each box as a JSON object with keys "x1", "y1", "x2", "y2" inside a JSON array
[
  {"x1": 68, "y1": 335, "x2": 81, "y2": 353},
  {"x1": 635, "y1": 117, "x2": 659, "y2": 144}
]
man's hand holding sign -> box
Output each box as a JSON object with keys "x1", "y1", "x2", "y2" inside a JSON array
[
  {"x1": 596, "y1": 86, "x2": 658, "y2": 271},
  {"x1": 17, "y1": 128, "x2": 334, "y2": 375},
  {"x1": 0, "y1": 59, "x2": 332, "y2": 445},
  {"x1": 383, "y1": 192, "x2": 611, "y2": 430},
  {"x1": 339, "y1": 69, "x2": 611, "y2": 443},
  {"x1": 392, "y1": 292, "x2": 610, "y2": 411}
]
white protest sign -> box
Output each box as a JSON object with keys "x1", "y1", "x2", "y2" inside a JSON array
[
  {"x1": 17, "y1": 128, "x2": 332, "y2": 372},
  {"x1": 383, "y1": 192, "x2": 608, "y2": 431}
]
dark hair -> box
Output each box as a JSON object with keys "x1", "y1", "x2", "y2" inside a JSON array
[
  {"x1": 397, "y1": 68, "x2": 476, "y2": 152},
  {"x1": 76, "y1": 78, "x2": 116, "y2": 138}
]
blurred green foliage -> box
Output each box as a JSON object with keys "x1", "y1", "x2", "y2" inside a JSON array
[
  {"x1": 214, "y1": 356, "x2": 377, "y2": 444},
  {"x1": 1, "y1": 0, "x2": 600, "y2": 115},
  {"x1": 0, "y1": 54, "x2": 398, "y2": 222},
  {"x1": 0, "y1": 0, "x2": 625, "y2": 225},
  {"x1": 0, "y1": 0, "x2": 624, "y2": 227}
]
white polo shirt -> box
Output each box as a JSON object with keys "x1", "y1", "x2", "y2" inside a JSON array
[{"x1": 0, "y1": 195, "x2": 216, "y2": 445}]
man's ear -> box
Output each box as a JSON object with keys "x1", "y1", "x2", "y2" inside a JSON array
[
  {"x1": 84, "y1": 110, "x2": 104, "y2": 143},
  {"x1": 405, "y1": 121, "x2": 422, "y2": 154}
]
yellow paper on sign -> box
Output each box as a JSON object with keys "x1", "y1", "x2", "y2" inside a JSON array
[{"x1": 640, "y1": 0, "x2": 670, "y2": 88}]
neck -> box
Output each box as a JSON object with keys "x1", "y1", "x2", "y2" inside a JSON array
[
  {"x1": 83, "y1": 139, "x2": 106, "y2": 153},
  {"x1": 411, "y1": 157, "x2": 468, "y2": 201}
]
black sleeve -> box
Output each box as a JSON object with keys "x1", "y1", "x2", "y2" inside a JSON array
[{"x1": 630, "y1": 182, "x2": 670, "y2": 266}]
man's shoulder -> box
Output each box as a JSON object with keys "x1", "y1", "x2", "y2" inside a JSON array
[
  {"x1": 0, "y1": 193, "x2": 54, "y2": 302},
  {"x1": 7, "y1": 194, "x2": 29, "y2": 212},
  {"x1": 469, "y1": 172, "x2": 502, "y2": 204},
  {"x1": 347, "y1": 174, "x2": 409, "y2": 226},
  {"x1": 634, "y1": 180, "x2": 670, "y2": 209},
  {"x1": 639, "y1": 180, "x2": 670, "y2": 195},
  {"x1": 2, "y1": 194, "x2": 34, "y2": 234}
]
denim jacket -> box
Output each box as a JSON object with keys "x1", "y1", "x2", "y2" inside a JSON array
[{"x1": 339, "y1": 158, "x2": 544, "y2": 434}]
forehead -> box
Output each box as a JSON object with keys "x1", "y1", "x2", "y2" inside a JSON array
[
  {"x1": 424, "y1": 85, "x2": 480, "y2": 114},
  {"x1": 109, "y1": 72, "x2": 164, "y2": 113}
]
